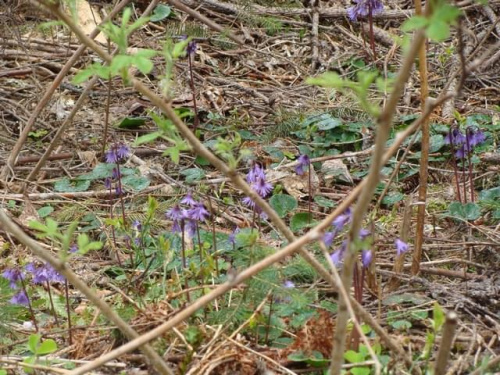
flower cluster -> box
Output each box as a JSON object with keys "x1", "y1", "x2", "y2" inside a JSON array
[
  {"x1": 322, "y1": 208, "x2": 352, "y2": 246},
  {"x1": 2, "y1": 263, "x2": 64, "y2": 306},
  {"x1": 347, "y1": 0, "x2": 384, "y2": 21},
  {"x1": 105, "y1": 143, "x2": 130, "y2": 164},
  {"x1": 166, "y1": 191, "x2": 210, "y2": 237},
  {"x1": 26, "y1": 263, "x2": 65, "y2": 284},
  {"x1": 242, "y1": 163, "x2": 273, "y2": 218},
  {"x1": 104, "y1": 142, "x2": 130, "y2": 195},
  {"x1": 444, "y1": 127, "x2": 486, "y2": 159}
]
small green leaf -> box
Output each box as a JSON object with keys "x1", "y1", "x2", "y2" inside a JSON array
[
  {"x1": 447, "y1": 202, "x2": 481, "y2": 221},
  {"x1": 37, "y1": 206, "x2": 54, "y2": 218},
  {"x1": 351, "y1": 367, "x2": 371, "y2": 375},
  {"x1": 117, "y1": 117, "x2": 148, "y2": 129},
  {"x1": 54, "y1": 178, "x2": 90, "y2": 192},
  {"x1": 290, "y1": 212, "x2": 314, "y2": 232},
  {"x1": 381, "y1": 192, "x2": 405, "y2": 207},
  {"x1": 134, "y1": 131, "x2": 163, "y2": 145},
  {"x1": 269, "y1": 194, "x2": 298, "y2": 218},
  {"x1": 479, "y1": 186, "x2": 500, "y2": 201},
  {"x1": 433, "y1": 302, "x2": 445, "y2": 331},
  {"x1": 150, "y1": 4, "x2": 171, "y2": 22},
  {"x1": 390, "y1": 319, "x2": 412, "y2": 330},
  {"x1": 306, "y1": 72, "x2": 344, "y2": 88},
  {"x1": 121, "y1": 175, "x2": 150, "y2": 191},
  {"x1": 427, "y1": 21, "x2": 450, "y2": 41},
  {"x1": 314, "y1": 196, "x2": 335, "y2": 208},
  {"x1": 134, "y1": 56, "x2": 154, "y2": 75},
  {"x1": 344, "y1": 350, "x2": 364, "y2": 364},
  {"x1": 401, "y1": 16, "x2": 428, "y2": 32},
  {"x1": 37, "y1": 339, "x2": 57, "y2": 355},
  {"x1": 429, "y1": 134, "x2": 444, "y2": 152},
  {"x1": 180, "y1": 168, "x2": 205, "y2": 183},
  {"x1": 288, "y1": 350, "x2": 308, "y2": 362},
  {"x1": 28, "y1": 334, "x2": 41, "y2": 354},
  {"x1": 235, "y1": 228, "x2": 259, "y2": 248}
]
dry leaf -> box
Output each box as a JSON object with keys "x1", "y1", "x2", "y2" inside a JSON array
[
  {"x1": 18, "y1": 199, "x2": 39, "y2": 227},
  {"x1": 321, "y1": 159, "x2": 353, "y2": 185}
]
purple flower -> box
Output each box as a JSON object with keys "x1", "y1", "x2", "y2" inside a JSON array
[
  {"x1": 395, "y1": 238, "x2": 409, "y2": 256},
  {"x1": 283, "y1": 280, "x2": 295, "y2": 288},
  {"x1": 246, "y1": 164, "x2": 265, "y2": 184},
  {"x1": 29, "y1": 263, "x2": 64, "y2": 284},
  {"x1": 330, "y1": 241, "x2": 347, "y2": 266},
  {"x1": 444, "y1": 128, "x2": 466, "y2": 146},
  {"x1": 2, "y1": 268, "x2": 24, "y2": 289},
  {"x1": 332, "y1": 208, "x2": 352, "y2": 232},
  {"x1": 112, "y1": 167, "x2": 120, "y2": 180},
  {"x1": 187, "y1": 202, "x2": 210, "y2": 222},
  {"x1": 468, "y1": 128, "x2": 486, "y2": 147},
  {"x1": 455, "y1": 143, "x2": 470, "y2": 159},
  {"x1": 70, "y1": 244, "x2": 79, "y2": 253},
  {"x1": 185, "y1": 219, "x2": 197, "y2": 238},
  {"x1": 359, "y1": 228, "x2": 370, "y2": 239},
  {"x1": 181, "y1": 191, "x2": 197, "y2": 207},
  {"x1": 166, "y1": 205, "x2": 186, "y2": 221},
  {"x1": 105, "y1": 143, "x2": 130, "y2": 164},
  {"x1": 252, "y1": 177, "x2": 273, "y2": 198},
  {"x1": 171, "y1": 220, "x2": 181, "y2": 233},
  {"x1": 242, "y1": 196, "x2": 255, "y2": 208},
  {"x1": 132, "y1": 220, "x2": 142, "y2": 231},
  {"x1": 361, "y1": 249, "x2": 372, "y2": 268},
  {"x1": 228, "y1": 228, "x2": 240, "y2": 244},
  {"x1": 347, "y1": 0, "x2": 384, "y2": 21},
  {"x1": 115, "y1": 185, "x2": 123, "y2": 195},
  {"x1": 104, "y1": 178, "x2": 112, "y2": 189},
  {"x1": 10, "y1": 290, "x2": 29, "y2": 305},
  {"x1": 322, "y1": 232, "x2": 335, "y2": 247},
  {"x1": 295, "y1": 154, "x2": 310, "y2": 176},
  {"x1": 187, "y1": 41, "x2": 197, "y2": 56}
]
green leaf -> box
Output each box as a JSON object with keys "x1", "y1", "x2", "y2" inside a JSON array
[
  {"x1": 314, "y1": 196, "x2": 335, "y2": 208},
  {"x1": 134, "y1": 56, "x2": 154, "y2": 75},
  {"x1": 432, "y1": 302, "x2": 445, "y2": 331},
  {"x1": 134, "y1": 131, "x2": 163, "y2": 145},
  {"x1": 288, "y1": 350, "x2": 308, "y2": 362},
  {"x1": 269, "y1": 194, "x2": 297, "y2": 218},
  {"x1": 290, "y1": 212, "x2": 314, "y2": 232},
  {"x1": 401, "y1": 16, "x2": 428, "y2": 32},
  {"x1": 150, "y1": 4, "x2": 171, "y2": 22},
  {"x1": 37, "y1": 206, "x2": 54, "y2": 218},
  {"x1": 54, "y1": 178, "x2": 90, "y2": 192},
  {"x1": 427, "y1": 21, "x2": 450, "y2": 41},
  {"x1": 72, "y1": 68, "x2": 95, "y2": 84},
  {"x1": 121, "y1": 175, "x2": 150, "y2": 191},
  {"x1": 429, "y1": 134, "x2": 445, "y2": 152},
  {"x1": 180, "y1": 168, "x2": 205, "y2": 183},
  {"x1": 116, "y1": 116, "x2": 148, "y2": 129},
  {"x1": 479, "y1": 186, "x2": 500, "y2": 201},
  {"x1": 306, "y1": 72, "x2": 344, "y2": 88},
  {"x1": 447, "y1": 202, "x2": 481, "y2": 221},
  {"x1": 317, "y1": 116, "x2": 342, "y2": 130},
  {"x1": 235, "y1": 228, "x2": 259, "y2": 248},
  {"x1": 37, "y1": 339, "x2": 57, "y2": 355},
  {"x1": 381, "y1": 192, "x2": 405, "y2": 206},
  {"x1": 344, "y1": 350, "x2": 364, "y2": 363},
  {"x1": 390, "y1": 319, "x2": 412, "y2": 330},
  {"x1": 351, "y1": 367, "x2": 371, "y2": 375},
  {"x1": 28, "y1": 334, "x2": 41, "y2": 354}
]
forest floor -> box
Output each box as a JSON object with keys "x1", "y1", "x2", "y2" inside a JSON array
[{"x1": 0, "y1": 0, "x2": 499, "y2": 374}]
